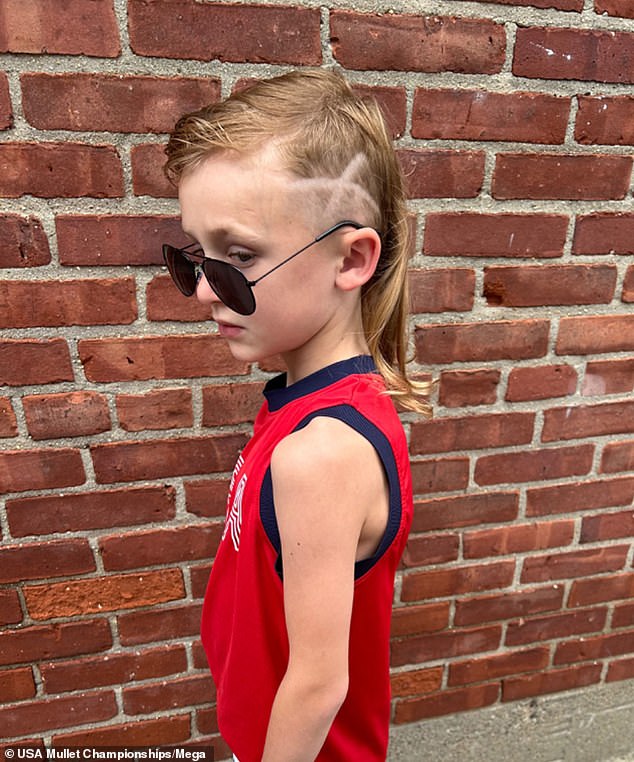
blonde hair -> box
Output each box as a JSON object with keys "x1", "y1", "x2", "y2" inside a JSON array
[{"x1": 165, "y1": 69, "x2": 431, "y2": 416}]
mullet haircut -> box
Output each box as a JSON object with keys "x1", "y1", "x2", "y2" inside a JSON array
[{"x1": 164, "y1": 68, "x2": 431, "y2": 416}]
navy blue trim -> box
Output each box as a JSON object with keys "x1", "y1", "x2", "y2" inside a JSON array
[
  {"x1": 260, "y1": 404, "x2": 402, "y2": 581},
  {"x1": 263, "y1": 355, "x2": 377, "y2": 413}
]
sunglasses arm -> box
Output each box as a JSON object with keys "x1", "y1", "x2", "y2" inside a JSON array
[{"x1": 246, "y1": 220, "x2": 365, "y2": 287}]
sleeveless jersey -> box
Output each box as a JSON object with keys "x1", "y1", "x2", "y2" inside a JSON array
[{"x1": 201, "y1": 355, "x2": 413, "y2": 761}]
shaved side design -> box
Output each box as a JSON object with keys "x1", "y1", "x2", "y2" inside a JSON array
[{"x1": 291, "y1": 153, "x2": 380, "y2": 230}]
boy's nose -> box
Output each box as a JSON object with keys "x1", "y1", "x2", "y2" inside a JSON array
[{"x1": 195, "y1": 272, "x2": 221, "y2": 305}]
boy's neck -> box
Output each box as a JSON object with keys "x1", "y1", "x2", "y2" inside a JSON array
[{"x1": 282, "y1": 335, "x2": 370, "y2": 387}]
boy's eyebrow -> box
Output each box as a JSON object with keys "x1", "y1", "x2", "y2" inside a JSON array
[{"x1": 180, "y1": 223, "x2": 263, "y2": 247}]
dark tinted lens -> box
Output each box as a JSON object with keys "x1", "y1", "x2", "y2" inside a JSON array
[
  {"x1": 202, "y1": 260, "x2": 256, "y2": 315},
  {"x1": 163, "y1": 245, "x2": 197, "y2": 296}
]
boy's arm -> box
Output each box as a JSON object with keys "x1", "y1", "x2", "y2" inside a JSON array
[{"x1": 262, "y1": 416, "x2": 385, "y2": 762}]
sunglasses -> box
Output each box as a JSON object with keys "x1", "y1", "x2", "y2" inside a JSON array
[{"x1": 162, "y1": 220, "x2": 365, "y2": 316}]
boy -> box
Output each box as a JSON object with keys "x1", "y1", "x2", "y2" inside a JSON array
[{"x1": 162, "y1": 69, "x2": 430, "y2": 761}]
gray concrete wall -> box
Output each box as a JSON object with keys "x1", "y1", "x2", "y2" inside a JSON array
[{"x1": 389, "y1": 680, "x2": 634, "y2": 762}]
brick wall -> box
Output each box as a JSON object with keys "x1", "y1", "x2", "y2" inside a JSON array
[{"x1": 1, "y1": 0, "x2": 633, "y2": 753}]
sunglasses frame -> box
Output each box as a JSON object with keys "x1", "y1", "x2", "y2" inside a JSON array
[{"x1": 162, "y1": 219, "x2": 367, "y2": 316}]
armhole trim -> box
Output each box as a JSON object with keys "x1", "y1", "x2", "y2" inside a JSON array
[{"x1": 259, "y1": 404, "x2": 402, "y2": 581}]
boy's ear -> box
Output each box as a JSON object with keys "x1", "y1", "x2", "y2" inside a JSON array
[{"x1": 335, "y1": 228, "x2": 382, "y2": 292}]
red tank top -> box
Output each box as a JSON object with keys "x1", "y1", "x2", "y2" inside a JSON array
[{"x1": 201, "y1": 356, "x2": 413, "y2": 761}]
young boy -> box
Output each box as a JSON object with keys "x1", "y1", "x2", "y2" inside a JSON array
[{"x1": 162, "y1": 69, "x2": 431, "y2": 761}]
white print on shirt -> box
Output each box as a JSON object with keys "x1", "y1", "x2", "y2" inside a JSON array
[{"x1": 223, "y1": 454, "x2": 246, "y2": 551}]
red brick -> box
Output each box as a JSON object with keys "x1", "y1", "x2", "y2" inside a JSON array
[
  {"x1": 100, "y1": 525, "x2": 222, "y2": 571},
  {"x1": 0, "y1": 279, "x2": 137, "y2": 328},
  {"x1": 492, "y1": 153, "x2": 632, "y2": 200},
  {"x1": 54, "y1": 715, "x2": 190, "y2": 747},
  {"x1": 0, "y1": 620, "x2": 112, "y2": 667},
  {"x1": 0, "y1": 447, "x2": 85, "y2": 494},
  {"x1": 527, "y1": 476, "x2": 634, "y2": 517},
  {"x1": 438, "y1": 369, "x2": 500, "y2": 407},
  {"x1": 555, "y1": 628, "x2": 634, "y2": 664},
  {"x1": 581, "y1": 509, "x2": 634, "y2": 544},
  {"x1": 449, "y1": 646, "x2": 549, "y2": 686},
  {"x1": 555, "y1": 315, "x2": 634, "y2": 355},
  {"x1": 0, "y1": 397, "x2": 17, "y2": 437},
  {"x1": 391, "y1": 602, "x2": 450, "y2": 637},
  {"x1": 576, "y1": 95, "x2": 634, "y2": 145},
  {"x1": 132, "y1": 144, "x2": 175, "y2": 198},
  {"x1": 330, "y1": 11, "x2": 505, "y2": 73},
  {"x1": 0, "y1": 338, "x2": 73, "y2": 386},
  {"x1": 117, "y1": 388, "x2": 193, "y2": 432},
  {"x1": 583, "y1": 359, "x2": 634, "y2": 396},
  {"x1": 484, "y1": 264, "x2": 616, "y2": 307},
  {"x1": 416, "y1": 319, "x2": 549, "y2": 364},
  {"x1": 398, "y1": 149, "x2": 485, "y2": 198},
  {"x1": 394, "y1": 683, "x2": 499, "y2": 723},
  {"x1": 503, "y1": 664, "x2": 601, "y2": 701},
  {"x1": 411, "y1": 412, "x2": 534, "y2": 455},
  {"x1": 595, "y1": 0, "x2": 634, "y2": 15},
  {"x1": 412, "y1": 492, "x2": 519, "y2": 532},
  {"x1": 78, "y1": 334, "x2": 247, "y2": 382},
  {"x1": 409, "y1": 268, "x2": 475, "y2": 314},
  {"x1": 0, "y1": 539, "x2": 95, "y2": 584},
  {"x1": 391, "y1": 667, "x2": 443, "y2": 698},
  {"x1": 505, "y1": 607, "x2": 607, "y2": 647},
  {"x1": 202, "y1": 383, "x2": 262, "y2": 426},
  {"x1": 129, "y1": 0, "x2": 321, "y2": 64},
  {"x1": 613, "y1": 601, "x2": 634, "y2": 629},
  {"x1": 0, "y1": 589, "x2": 23, "y2": 625},
  {"x1": 0, "y1": 690, "x2": 117, "y2": 738},
  {"x1": 41, "y1": 644, "x2": 188, "y2": 694},
  {"x1": 0, "y1": 143, "x2": 123, "y2": 198},
  {"x1": 521, "y1": 545, "x2": 629, "y2": 583},
  {"x1": 0, "y1": 214, "x2": 50, "y2": 268},
  {"x1": 475, "y1": 444, "x2": 594, "y2": 486},
  {"x1": 185, "y1": 479, "x2": 230, "y2": 519},
  {"x1": 402, "y1": 561, "x2": 515, "y2": 602},
  {"x1": 147, "y1": 275, "x2": 215, "y2": 322},
  {"x1": 0, "y1": 72, "x2": 11, "y2": 129},
  {"x1": 91, "y1": 433, "x2": 247, "y2": 484},
  {"x1": 22, "y1": 73, "x2": 220, "y2": 133},
  {"x1": 423, "y1": 213, "x2": 568, "y2": 258},
  {"x1": 6, "y1": 485, "x2": 176, "y2": 537},
  {"x1": 607, "y1": 657, "x2": 634, "y2": 682},
  {"x1": 123, "y1": 673, "x2": 214, "y2": 715},
  {"x1": 412, "y1": 88, "x2": 569, "y2": 143},
  {"x1": 392, "y1": 625, "x2": 502, "y2": 667},
  {"x1": 190, "y1": 564, "x2": 212, "y2": 599},
  {"x1": 602, "y1": 441, "x2": 634, "y2": 474},
  {"x1": 118, "y1": 603, "x2": 202, "y2": 646},
  {"x1": 573, "y1": 213, "x2": 634, "y2": 255},
  {"x1": 542, "y1": 400, "x2": 634, "y2": 442},
  {"x1": 513, "y1": 27, "x2": 634, "y2": 83},
  {"x1": 56, "y1": 214, "x2": 182, "y2": 266},
  {"x1": 410, "y1": 457, "x2": 469, "y2": 494},
  {"x1": 569, "y1": 572, "x2": 634, "y2": 608},
  {"x1": 25, "y1": 569, "x2": 185, "y2": 620},
  {"x1": 0, "y1": 0, "x2": 120, "y2": 56},
  {"x1": 351, "y1": 84, "x2": 407, "y2": 139},
  {"x1": 464, "y1": 520, "x2": 574, "y2": 559},
  {"x1": 506, "y1": 364, "x2": 577, "y2": 402},
  {"x1": 402, "y1": 533, "x2": 460, "y2": 568},
  {"x1": 0, "y1": 667, "x2": 35, "y2": 702},
  {"x1": 23, "y1": 391, "x2": 111, "y2": 440},
  {"x1": 624, "y1": 266, "x2": 634, "y2": 302},
  {"x1": 454, "y1": 585, "x2": 564, "y2": 627}
]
